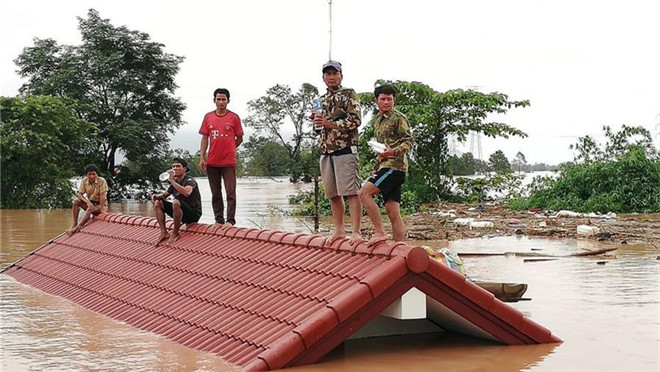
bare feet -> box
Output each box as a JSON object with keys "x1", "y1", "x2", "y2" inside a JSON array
[
  {"x1": 213, "y1": 222, "x2": 226, "y2": 229},
  {"x1": 349, "y1": 232, "x2": 362, "y2": 245},
  {"x1": 367, "y1": 234, "x2": 388, "y2": 246},
  {"x1": 325, "y1": 232, "x2": 346, "y2": 247},
  {"x1": 65, "y1": 226, "x2": 80, "y2": 236},
  {"x1": 167, "y1": 232, "x2": 180, "y2": 245},
  {"x1": 157, "y1": 231, "x2": 170, "y2": 243}
]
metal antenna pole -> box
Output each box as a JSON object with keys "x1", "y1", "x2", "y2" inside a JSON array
[{"x1": 328, "y1": 0, "x2": 333, "y2": 60}]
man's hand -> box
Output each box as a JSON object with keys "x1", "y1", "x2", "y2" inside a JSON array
[
  {"x1": 313, "y1": 114, "x2": 332, "y2": 129},
  {"x1": 151, "y1": 194, "x2": 162, "y2": 202},
  {"x1": 378, "y1": 144, "x2": 395, "y2": 160},
  {"x1": 199, "y1": 158, "x2": 207, "y2": 173}
]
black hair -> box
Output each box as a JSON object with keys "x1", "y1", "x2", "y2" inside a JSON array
[
  {"x1": 213, "y1": 88, "x2": 230, "y2": 100},
  {"x1": 172, "y1": 157, "x2": 188, "y2": 170},
  {"x1": 84, "y1": 164, "x2": 100, "y2": 175},
  {"x1": 374, "y1": 84, "x2": 397, "y2": 99}
]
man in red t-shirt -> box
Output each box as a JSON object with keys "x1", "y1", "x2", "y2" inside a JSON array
[{"x1": 199, "y1": 88, "x2": 244, "y2": 226}]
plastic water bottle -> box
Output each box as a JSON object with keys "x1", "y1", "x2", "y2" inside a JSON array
[
  {"x1": 312, "y1": 98, "x2": 323, "y2": 130},
  {"x1": 312, "y1": 98, "x2": 323, "y2": 113}
]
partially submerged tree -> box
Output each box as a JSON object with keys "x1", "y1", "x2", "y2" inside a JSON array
[
  {"x1": 244, "y1": 83, "x2": 319, "y2": 181},
  {"x1": 489, "y1": 150, "x2": 513, "y2": 174},
  {"x1": 512, "y1": 151, "x2": 527, "y2": 173},
  {"x1": 14, "y1": 9, "x2": 186, "y2": 174},
  {"x1": 1, "y1": 96, "x2": 98, "y2": 208}
]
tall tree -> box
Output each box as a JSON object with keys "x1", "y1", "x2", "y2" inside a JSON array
[
  {"x1": 512, "y1": 151, "x2": 527, "y2": 173},
  {"x1": 244, "y1": 83, "x2": 320, "y2": 181},
  {"x1": 1, "y1": 96, "x2": 98, "y2": 208},
  {"x1": 489, "y1": 150, "x2": 513, "y2": 174},
  {"x1": 240, "y1": 135, "x2": 291, "y2": 176},
  {"x1": 570, "y1": 125, "x2": 656, "y2": 163},
  {"x1": 14, "y1": 9, "x2": 186, "y2": 173},
  {"x1": 359, "y1": 80, "x2": 528, "y2": 201}
]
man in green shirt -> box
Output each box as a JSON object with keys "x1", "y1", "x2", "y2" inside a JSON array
[{"x1": 359, "y1": 84, "x2": 413, "y2": 244}]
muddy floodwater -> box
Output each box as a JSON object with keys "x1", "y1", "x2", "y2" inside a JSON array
[{"x1": 1, "y1": 177, "x2": 658, "y2": 371}]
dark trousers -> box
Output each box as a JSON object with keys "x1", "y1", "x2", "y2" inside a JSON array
[{"x1": 207, "y1": 166, "x2": 237, "y2": 225}]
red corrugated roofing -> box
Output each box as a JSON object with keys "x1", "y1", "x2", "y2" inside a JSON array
[{"x1": 4, "y1": 213, "x2": 560, "y2": 370}]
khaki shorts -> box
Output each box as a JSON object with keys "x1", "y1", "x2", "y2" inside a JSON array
[{"x1": 320, "y1": 152, "x2": 360, "y2": 198}]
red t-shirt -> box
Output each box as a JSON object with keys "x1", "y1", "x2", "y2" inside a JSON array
[{"x1": 199, "y1": 110, "x2": 244, "y2": 167}]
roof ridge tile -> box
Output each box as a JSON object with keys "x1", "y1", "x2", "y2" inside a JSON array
[{"x1": 326, "y1": 282, "x2": 373, "y2": 323}]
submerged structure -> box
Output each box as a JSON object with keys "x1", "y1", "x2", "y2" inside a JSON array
[{"x1": 3, "y1": 213, "x2": 560, "y2": 370}]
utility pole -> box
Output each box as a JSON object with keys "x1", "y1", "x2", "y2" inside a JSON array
[{"x1": 328, "y1": 0, "x2": 333, "y2": 60}]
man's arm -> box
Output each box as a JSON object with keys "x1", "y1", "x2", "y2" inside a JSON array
[
  {"x1": 391, "y1": 116, "x2": 414, "y2": 157},
  {"x1": 235, "y1": 135, "x2": 243, "y2": 148},
  {"x1": 379, "y1": 116, "x2": 414, "y2": 160},
  {"x1": 168, "y1": 177, "x2": 194, "y2": 197},
  {"x1": 151, "y1": 190, "x2": 171, "y2": 201},
  {"x1": 199, "y1": 135, "x2": 209, "y2": 173}
]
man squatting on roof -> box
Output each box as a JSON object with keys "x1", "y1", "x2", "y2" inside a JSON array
[
  {"x1": 151, "y1": 157, "x2": 202, "y2": 244},
  {"x1": 66, "y1": 164, "x2": 108, "y2": 236}
]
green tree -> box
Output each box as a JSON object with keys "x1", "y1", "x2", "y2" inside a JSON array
[
  {"x1": 1, "y1": 96, "x2": 98, "y2": 208},
  {"x1": 446, "y1": 152, "x2": 489, "y2": 176},
  {"x1": 488, "y1": 150, "x2": 513, "y2": 174},
  {"x1": 359, "y1": 81, "x2": 528, "y2": 201},
  {"x1": 14, "y1": 9, "x2": 186, "y2": 175},
  {"x1": 240, "y1": 136, "x2": 291, "y2": 176},
  {"x1": 244, "y1": 83, "x2": 320, "y2": 181},
  {"x1": 570, "y1": 125, "x2": 656, "y2": 163},
  {"x1": 512, "y1": 151, "x2": 527, "y2": 173}
]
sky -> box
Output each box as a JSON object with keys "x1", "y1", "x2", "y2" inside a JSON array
[{"x1": 2, "y1": 0, "x2": 659, "y2": 165}]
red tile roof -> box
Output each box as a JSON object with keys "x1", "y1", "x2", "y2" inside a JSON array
[{"x1": 3, "y1": 213, "x2": 560, "y2": 370}]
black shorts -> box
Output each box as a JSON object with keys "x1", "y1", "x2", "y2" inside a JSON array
[
  {"x1": 367, "y1": 168, "x2": 406, "y2": 203},
  {"x1": 163, "y1": 200, "x2": 201, "y2": 224}
]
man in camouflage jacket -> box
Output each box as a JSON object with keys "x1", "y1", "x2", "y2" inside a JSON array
[
  {"x1": 359, "y1": 84, "x2": 413, "y2": 243},
  {"x1": 313, "y1": 60, "x2": 362, "y2": 245}
]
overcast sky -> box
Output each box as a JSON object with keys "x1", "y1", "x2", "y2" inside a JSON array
[{"x1": 2, "y1": 0, "x2": 659, "y2": 164}]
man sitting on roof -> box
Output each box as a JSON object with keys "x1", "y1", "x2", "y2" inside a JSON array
[
  {"x1": 151, "y1": 158, "x2": 202, "y2": 244},
  {"x1": 66, "y1": 164, "x2": 108, "y2": 236}
]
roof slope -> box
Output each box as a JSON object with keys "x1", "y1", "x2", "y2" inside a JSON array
[{"x1": 3, "y1": 213, "x2": 560, "y2": 370}]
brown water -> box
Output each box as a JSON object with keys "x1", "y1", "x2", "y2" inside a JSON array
[{"x1": 2, "y1": 178, "x2": 659, "y2": 371}]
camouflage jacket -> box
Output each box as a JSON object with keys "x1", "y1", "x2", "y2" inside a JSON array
[
  {"x1": 316, "y1": 86, "x2": 361, "y2": 154},
  {"x1": 372, "y1": 109, "x2": 413, "y2": 172}
]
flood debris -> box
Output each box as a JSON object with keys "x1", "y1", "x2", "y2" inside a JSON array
[{"x1": 387, "y1": 202, "x2": 660, "y2": 245}]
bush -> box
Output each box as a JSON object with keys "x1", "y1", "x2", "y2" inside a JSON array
[
  {"x1": 288, "y1": 181, "x2": 422, "y2": 217},
  {"x1": 509, "y1": 147, "x2": 660, "y2": 213}
]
